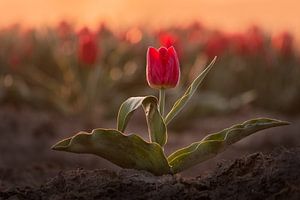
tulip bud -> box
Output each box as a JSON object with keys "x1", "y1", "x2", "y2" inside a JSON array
[
  {"x1": 78, "y1": 30, "x2": 98, "y2": 66},
  {"x1": 146, "y1": 46, "x2": 180, "y2": 89}
]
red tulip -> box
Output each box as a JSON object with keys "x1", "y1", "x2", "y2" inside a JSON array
[
  {"x1": 78, "y1": 30, "x2": 98, "y2": 65},
  {"x1": 204, "y1": 31, "x2": 229, "y2": 59},
  {"x1": 146, "y1": 46, "x2": 180, "y2": 89},
  {"x1": 159, "y1": 32, "x2": 178, "y2": 48},
  {"x1": 158, "y1": 32, "x2": 183, "y2": 58}
]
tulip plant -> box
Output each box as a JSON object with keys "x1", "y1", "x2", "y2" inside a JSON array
[{"x1": 52, "y1": 46, "x2": 289, "y2": 175}]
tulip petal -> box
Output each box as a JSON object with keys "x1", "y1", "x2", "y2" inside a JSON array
[
  {"x1": 167, "y1": 46, "x2": 180, "y2": 87},
  {"x1": 147, "y1": 47, "x2": 163, "y2": 88}
]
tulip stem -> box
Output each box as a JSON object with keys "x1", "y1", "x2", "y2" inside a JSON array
[{"x1": 159, "y1": 89, "x2": 165, "y2": 117}]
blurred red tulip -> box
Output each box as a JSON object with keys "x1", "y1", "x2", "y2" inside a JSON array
[
  {"x1": 204, "y1": 31, "x2": 229, "y2": 59},
  {"x1": 272, "y1": 31, "x2": 294, "y2": 57},
  {"x1": 146, "y1": 46, "x2": 180, "y2": 89},
  {"x1": 78, "y1": 29, "x2": 98, "y2": 65},
  {"x1": 159, "y1": 32, "x2": 178, "y2": 48}
]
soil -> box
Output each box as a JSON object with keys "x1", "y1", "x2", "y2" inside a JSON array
[
  {"x1": 0, "y1": 105, "x2": 299, "y2": 199},
  {"x1": 1, "y1": 148, "x2": 300, "y2": 200}
]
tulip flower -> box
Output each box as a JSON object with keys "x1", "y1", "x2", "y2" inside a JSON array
[
  {"x1": 204, "y1": 31, "x2": 229, "y2": 59},
  {"x1": 159, "y1": 33, "x2": 178, "y2": 48},
  {"x1": 78, "y1": 32, "x2": 98, "y2": 66},
  {"x1": 146, "y1": 46, "x2": 180, "y2": 115},
  {"x1": 146, "y1": 46, "x2": 180, "y2": 89}
]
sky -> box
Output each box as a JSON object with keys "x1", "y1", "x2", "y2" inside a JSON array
[{"x1": 0, "y1": 0, "x2": 299, "y2": 37}]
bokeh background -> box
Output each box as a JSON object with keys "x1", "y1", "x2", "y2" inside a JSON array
[
  {"x1": 0, "y1": 0, "x2": 299, "y2": 184},
  {"x1": 1, "y1": 0, "x2": 300, "y2": 35}
]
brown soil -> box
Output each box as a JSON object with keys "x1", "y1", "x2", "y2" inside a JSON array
[
  {"x1": 1, "y1": 148, "x2": 300, "y2": 200},
  {"x1": 0, "y1": 105, "x2": 299, "y2": 199}
]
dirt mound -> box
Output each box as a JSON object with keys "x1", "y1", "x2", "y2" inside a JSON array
[{"x1": 1, "y1": 147, "x2": 299, "y2": 200}]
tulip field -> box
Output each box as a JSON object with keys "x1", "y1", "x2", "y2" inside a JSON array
[
  {"x1": 1, "y1": 21, "x2": 300, "y2": 199},
  {"x1": 1, "y1": 22, "x2": 300, "y2": 116}
]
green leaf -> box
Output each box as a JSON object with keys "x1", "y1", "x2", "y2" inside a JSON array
[
  {"x1": 200, "y1": 118, "x2": 290, "y2": 144},
  {"x1": 165, "y1": 57, "x2": 217, "y2": 125},
  {"x1": 168, "y1": 118, "x2": 289, "y2": 174},
  {"x1": 52, "y1": 129, "x2": 170, "y2": 175},
  {"x1": 117, "y1": 96, "x2": 167, "y2": 146}
]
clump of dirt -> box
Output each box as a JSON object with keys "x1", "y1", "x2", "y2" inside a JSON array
[
  {"x1": 197, "y1": 148, "x2": 300, "y2": 199},
  {"x1": 1, "y1": 147, "x2": 299, "y2": 200}
]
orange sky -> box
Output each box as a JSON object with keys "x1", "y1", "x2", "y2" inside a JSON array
[{"x1": 0, "y1": 0, "x2": 299, "y2": 37}]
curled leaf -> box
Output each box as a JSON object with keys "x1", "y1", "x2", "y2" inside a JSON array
[
  {"x1": 168, "y1": 118, "x2": 289, "y2": 174},
  {"x1": 117, "y1": 96, "x2": 167, "y2": 146},
  {"x1": 52, "y1": 129, "x2": 170, "y2": 175},
  {"x1": 201, "y1": 118, "x2": 290, "y2": 144},
  {"x1": 165, "y1": 57, "x2": 217, "y2": 125}
]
